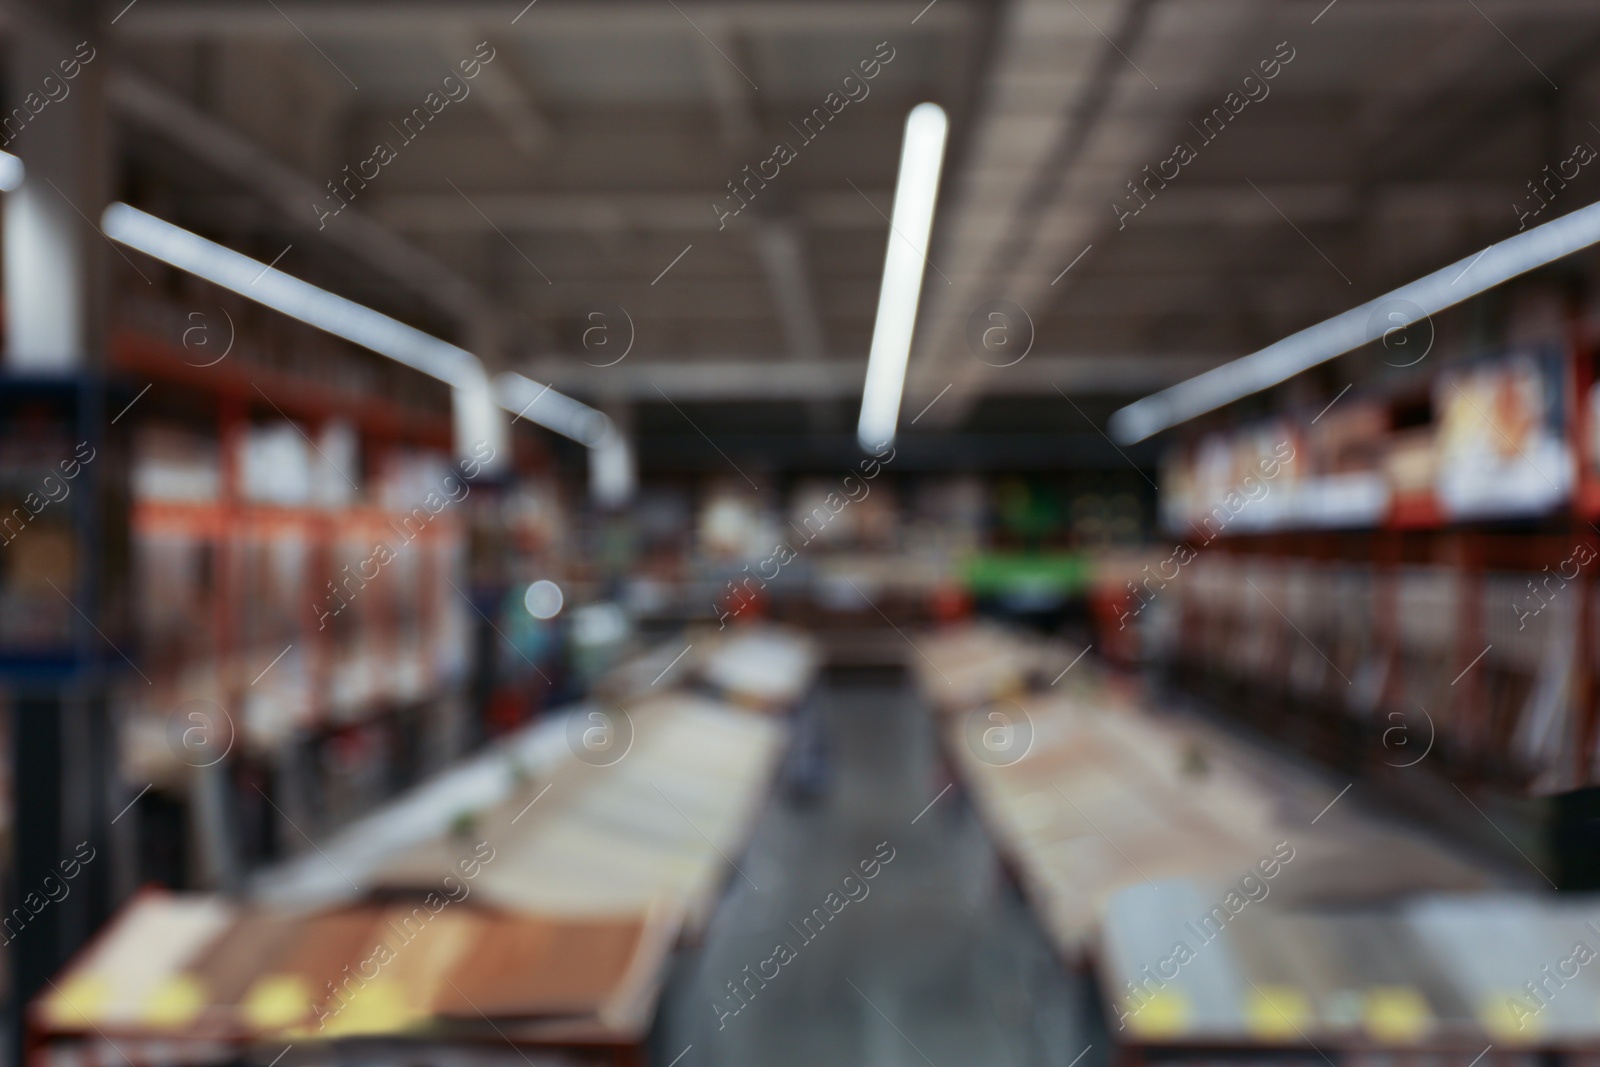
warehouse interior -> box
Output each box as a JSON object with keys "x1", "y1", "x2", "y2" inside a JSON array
[{"x1": 8, "y1": 0, "x2": 1600, "y2": 1065}]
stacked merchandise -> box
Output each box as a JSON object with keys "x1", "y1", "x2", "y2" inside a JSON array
[
  {"x1": 1162, "y1": 553, "x2": 1585, "y2": 795},
  {"x1": 1133, "y1": 339, "x2": 1600, "y2": 799},
  {"x1": 369, "y1": 692, "x2": 785, "y2": 932},
  {"x1": 126, "y1": 431, "x2": 470, "y2": 756},
  {"x1": 1157, "y1": 348, "x2": 1572, "y2": 535},
  {"x1": 33, "y1": 891, "x2": 676, "y2": 1058},
  {"x1": 697, "y1": 626, "x2": 821, "y2": 711},
  {"x1": 1100, "y1": 884, "x2": 1600, "y2": 1060},
  {"x1": 947, "y1": 684, "x2": 1286, "y2": 951},
  {"x1": 0, "y1": 419, "x2": 92, "y2": 653},
  {"x1": 909, "y1": 624, "x2": 1600, "y2": 1062},
  {"x1": 591, "y1": 624, "x2": 821, "y2": 712},
  {"x1": 695, "y1": 476, "x2": 1007, "y2": 628},
  {"x1": 32, "y1": 630, "x2": 818, "y2": 1066},
  {"x1": 123, "y1": 429, "x2": 474, "y2": 874},
  {"x1": 915, "y1": 622, "x2": 1084, "y2": 715},
  {"x1": 114, "y1": 279, "x2": 480, "y2": 874}
]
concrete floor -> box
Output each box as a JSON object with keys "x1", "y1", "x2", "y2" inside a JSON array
[{"x1": 654, "y1": 666, "x2": 1100, "y2": 1067}]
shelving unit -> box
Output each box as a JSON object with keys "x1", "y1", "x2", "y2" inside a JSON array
[
  {"x1": 103, "y1": 263, "x2": 521, "y2": 885},
  {"x1": 1115, "y1": 278, "x2": 1600, "y2": 885},
  {"x1": 0, "y1": 339, "x2": 144, "y2": 1034}
]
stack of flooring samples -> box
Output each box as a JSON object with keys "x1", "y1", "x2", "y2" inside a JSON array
[
  {"x1": 948, "y1": 686, "x2": 1283, "y2": 951},
  {"x1": 371, "y1": 692, "x2": 784, "y2": 930},
  {"x1": 914, "y1": 622, "x2": 1084, "y2": 714},
  {"x1": 1100, "y1": 881, "x2": 1600, "y2": 1055},
  {"x1": 35, "y1": 891, "x2": 677, "y2": 1046},
  {"x1": 37, "y1": 651, "x2": 801, "y2": 1066},
  {"x1": 698, "y1": 625, "x2": 821, "y2": 710},
  {"x1": 592, "y1": 623, "x2": 820, "y2": 711}
]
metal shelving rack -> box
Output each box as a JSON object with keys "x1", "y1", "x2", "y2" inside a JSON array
[
  {"x1": 1139, "y1": 286, "x2": 1600, "y2": 887},
  {"x1": 103, "y1": 266, "x2": 524, "y2": 885}
]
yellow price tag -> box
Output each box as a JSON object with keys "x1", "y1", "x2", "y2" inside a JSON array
[
  {"x1": 1123, "y1": 989, "x2": 1191, "y2": 1038},
  {"x1": 1479, "y1": 991, "x2": 1542, "y2": 1041},
  {"x1": 242, "y1": 974, "x2": 311, "y2": 1032},
  {"x1": 43, "y1": 974, "x2": 110, "y2": 1029},
  {"x1": 318, "y1": 979, "x2": 412, "y2": 1037},
  {"x1": 143, "y1": 975, "x2": 206, "y2": 1029},
  {"x1": 1363, "y1": 986, "x2": 1433, "y2": 1043},
  {"x1": 1246, "y1": 985, "x2": 1311, "y2": 1039}
]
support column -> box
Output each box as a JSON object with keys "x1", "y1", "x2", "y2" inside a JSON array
[
  {"x1": 4, "y1": 13, "x2": 107, "y2": 370},
  {"x1": 2, "y1": 9, "x2": 113, "y2": 1065}
]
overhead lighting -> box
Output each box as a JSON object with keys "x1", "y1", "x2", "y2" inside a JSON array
[
  {"x1": 1109, "y1": 197, "x2": 1600, "y2": 444},
  {"x1": 101, "y1": 202, "x2": 481, "y2": 390},
  {"x1": 588, "y1": 421, "x2": 635, "y2": 506},
  {"x1": 857, "y1": 102, "x2": 948, "y2": 451},
  {"x1": 493, "y1": 371, "x2": 614, "y2": 447},
  {"x1": 101, "y1": 202, "x2": 509, "y2": 469},
  {"x1": 0, "y1": 150, "x2": 24, "y2": 192},
  {"x1": 495, "y1": 373, "x2": 634, "y2": 505},
  {"x1": 92, "y1": 209, "x2": 615, "y2": 465}
]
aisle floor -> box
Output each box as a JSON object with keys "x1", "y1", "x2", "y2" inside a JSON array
[{"x1": 655, "y1": 666, "x2": 1099, "y2": 1067}]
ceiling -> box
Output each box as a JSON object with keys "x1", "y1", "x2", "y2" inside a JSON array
[{"x1": 105, "y1": 0, "x2": 1600, "y2": 468}]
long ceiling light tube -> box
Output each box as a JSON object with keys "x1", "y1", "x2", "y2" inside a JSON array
[
  {"x1": 100, "y1": 203, "x2": 631, "y2": 476},
  {"x1": 1109, "y1": 198, "x2": 1600, "y2": 444},
  {"x1": 101, "y1": 202, "x2": 481, "y2": 390},
  {"x1": 857, "y1": 102, "x2": 948, "y2": 451},
  {"x1": 0, "y1": 150, "x2": 23, "y2": 192},
  {"x1": 493, "y1": 371, "x2": 614, "y2": 447}
]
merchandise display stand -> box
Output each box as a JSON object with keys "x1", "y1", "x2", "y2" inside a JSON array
[
  {"x1": 911, "y1": 624, "x2": 1600, "y2": 1065},
  {"x1": 110, "y1": 274, "x2": 503, "y2": 877},
  {"x1": 1100, "y1": 889, "x2": 1600, "y2": 1067},
  {"x1": 28, "y1": 627, "x2": 821, "y2": 1067},
  {"x1": 1147, "y1": 332, "x2": 1600, "y2": 801}
]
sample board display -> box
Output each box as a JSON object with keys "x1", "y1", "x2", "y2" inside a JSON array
[
  {"x1": 36, "y1": 892, "x2": 675, "y2": 1044},
  {"x1": 33, "y1": 625, "x2": 818, "y2": 1067},
  {"x1": 1102, "y1": 883, "x2": 1600, "y2": 1050}
]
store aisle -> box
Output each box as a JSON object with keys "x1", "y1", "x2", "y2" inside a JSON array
[{"x1": 655, "y1": 666, "x2": 1097, "y2": 1067}]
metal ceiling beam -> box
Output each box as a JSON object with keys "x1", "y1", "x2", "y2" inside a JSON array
[
  {"x1": 1290, "y1": 0, "x2": 1600, "y2": 20},
  {"x1": 368, "y1": 190, "x2": 896, "y2": 231},
  {"x1": 111, "y1": 71, "x2": 500, "y2": 333},
  {"x1": 443, "y1": 33, "x2": 549, "y2": 157},
  {"x1": 906, "y1": 0, "x2": 1181, "y2": 425},
  {"x1": 692, "y1": 16, "x2": 760, "y2": 150},
  {"x1": 754, "y1": 222, "x2": 828, "y2": 365},
  {"x1": 753, "y1": 219, "x2": 835, "y2": 429},
  {"x1": 635, "y1": 429, "x2": 1161, "y2": 472},
  {"x1": 911, "y1": 0, "x2": 1291, "y2": 429},
  {"x1": 114, "y1": 0, "x2": 973, "y2": 36},
  {"x1": 359, "y1": 182, "x2": 1518, "y2": 234},
  {"x1": 521, "y1": 353, "x2": 1227, "y2": 402}
]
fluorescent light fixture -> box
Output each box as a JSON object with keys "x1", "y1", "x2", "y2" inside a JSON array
[
  {"x1": 1110, "y1": 198, "x2": 1600, "y2": 444},
  {"x1": 100, "y1": 202, "x2": 507, "y2": 468},
  {"x1": 0, "y1": 151, "x2": 24, "y2": 192},
  {"x1": 589, "y1": 426, "x2": 635, "y2": 507},
  {"x1": 495, "y1": 372, "x2": 634, "y2": 505},
  {"x1": 493, "y1": 371, "x2": 614, "y2": 447},
  {"x1": 857, "y1": 102, "x2": 948, "y2": 451},
  {"x1": 101, "y1": 202, "x2": 481, "y2": 390}
]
